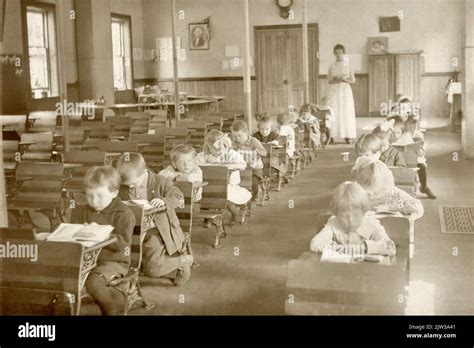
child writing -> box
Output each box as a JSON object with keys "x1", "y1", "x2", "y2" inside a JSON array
[
  {"x1": 195, "y1": 130, "x2": 252, "y2": 223},
  {"x1": 391, "y1": 116, "x2": 436, "y2": 199},
  {"x1": 159, "y1": 144, "x2": 203, "y2": 202},
  {"x1": 310, "y1": 181, "x2": 396, "y2": 257},
  {"x1": 351, "y1": 157, "x2": 424, "y2": 220},
  {"x1": 253, "y1": 115, "x2": 280, "y2": 145},
  {"x1": 315, "y1": 97, "x2": 334, "y2": 145},
  {"x1": 230, "y1": 120, "x2": 267, "y2": 202},
  {"x1": 372, "y1": 121, "x2": 406, "y2": 168},
  {"x1": 298, "y1": 103, "x2": 321, "y2": 149},
  {"x1": 116, "y1": 153, "x2": 193, "y2": 286},
  {"x1": 79, "y1": 166, "x2": 135, "y2": 315}
]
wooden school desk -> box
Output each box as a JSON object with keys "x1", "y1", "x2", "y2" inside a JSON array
[
  {"x1": 285, "y1": 251, "x2": 408, "y2": 315},
  {"x1": 1, "y1": 234, "x2": 117, "y2": 315}
]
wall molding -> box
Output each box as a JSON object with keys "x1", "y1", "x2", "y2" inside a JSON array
[
  {"x1": 135, "y1": 76, "x2": 257, "y2": 84},
  {"x1": 318, "y1": 73, "x2": 369, "y2": 79},
  {"x1": 421, "y1": 71, "x2": 459, "y2": 77}
]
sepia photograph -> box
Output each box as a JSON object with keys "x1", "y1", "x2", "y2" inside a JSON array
[{"x1": 0, "y1": 0, "x2": 473, "y2": 345}]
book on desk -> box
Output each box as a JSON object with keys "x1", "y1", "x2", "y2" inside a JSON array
[{"x1": 47, "y1": 223, "x2": 114, "y2": 247}]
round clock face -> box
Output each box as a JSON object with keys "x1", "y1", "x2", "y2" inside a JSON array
[{"x1": 277, "y1": 0, "x2": 293, "y2": 7}]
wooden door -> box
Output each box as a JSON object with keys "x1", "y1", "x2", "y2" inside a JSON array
[
  {"x1": 256, "y1": 25, "x2": 318, "y2": 113},
  {"x1": 395, "y1": 53, "x2": 421, "y2": 103},
  {"x1": 369, "y1": 54, "x2": 395, "y2": 116}
]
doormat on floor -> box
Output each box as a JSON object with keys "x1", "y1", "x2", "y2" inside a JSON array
[{"x1": 438, "y1": 206, "x2": 474, "y2": 234}]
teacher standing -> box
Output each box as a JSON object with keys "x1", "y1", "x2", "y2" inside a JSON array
[{"x1": 327, "y1": 44, "x2": 356, "y2": 144}]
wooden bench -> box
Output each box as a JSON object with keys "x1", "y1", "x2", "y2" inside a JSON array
[
  {"x1": 21, "y1": 132, "x2": 54, "y2": 162},
  {"x1": 127, "y1": 111, "x2": 150, "y2": 135},
  {"x1": 0, "y1": 233, "x2": 81, "y2": 315},
  {"x1": 8, "y1": 162, "x2": 65, "y2": 230},
  {"x1": 130, "y1": 133, "x2": 165, "y2": 172},
  {"x1": 106, "y1": 116, "x2": 132, "y2": 140},
  {"x1": 195, "y1": 166, "x2": 228, "y2": 248},
  {"x1": 27, "y1": 111, "x2": 59, "y2": 133},
  {"x1": 148, "y1": 109, "x2": 169, "y2": 129},
  {"x1": 176, "y1": 120, "x2": 209, "y2": 150},
  {"x1": 285, "y1": 215, "x2": 410, "y2": 315},
  {"x1": 82, "y1": 121, "x2": 110, "y2": 149}
]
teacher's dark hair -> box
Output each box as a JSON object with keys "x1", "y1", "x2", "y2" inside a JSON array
[{"x1": 333, "y1": 44, "x2": 345, "y2": 54}]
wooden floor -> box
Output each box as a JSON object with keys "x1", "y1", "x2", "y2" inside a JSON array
[
  {"x1": 131, "y1": 126, "x2": 473, "y2": 315},
  {"x1": 19, "y1": 123, "x2": 473, "y2": 315}
]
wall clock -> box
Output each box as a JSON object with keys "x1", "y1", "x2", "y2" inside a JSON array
[{"x1": 276, "y1": 0, "x2": 293, "y2": 19}]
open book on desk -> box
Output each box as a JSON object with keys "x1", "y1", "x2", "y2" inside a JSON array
[
  {"x1": 320, "y1": 247, "x2": 386, "y2": 264},
  {"x1": 123, "y1": 199, "x2": 154, "y2": 210},
  {"x1": 47, "y1": 223, "x2": 114, "y2": 247}
]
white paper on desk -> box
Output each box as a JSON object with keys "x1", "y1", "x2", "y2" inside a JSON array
[{"x1": 320, "y1": 247, "x2": 352, "y2": 263}]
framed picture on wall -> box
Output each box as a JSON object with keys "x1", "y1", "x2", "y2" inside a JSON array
[
  {"x1": 367, "y1": 37, "x2": 389, "y2": 55},
  {"x1": 189, "y1": 23, "x2": 210, "y2": 50}
]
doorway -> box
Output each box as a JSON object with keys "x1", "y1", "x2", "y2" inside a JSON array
[{"x1": 255, "y1": 24, "x2": 319, "y2": 112}]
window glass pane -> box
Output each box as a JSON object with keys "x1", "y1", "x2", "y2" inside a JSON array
[
  {"x1": 27, "y1": 11, "x2": 45, "y2": 47},
  {"x1": 111, "y1": 21, "x2": 122, "y2": 56}
]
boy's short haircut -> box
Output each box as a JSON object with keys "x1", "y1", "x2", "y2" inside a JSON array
[
  {"x1": 170, "y1": 144, "x2": 196, "y2": 163},
  {"x1": 255, "y1": 112, "x2": 269, "y2": 122},
  {"x1": 277, "y1": 112, "x2": 290, "y2": 125},
  {"x1": 258, "y1": 115, "x2": 273, "y2": 128},
  {"x1": 116, "y1": 152, "x2": 147, "y2": 182},
  {"x1": 355, "y1": 133, "x2": 382, "y2": 156},
  {"x1": 300, "y1": 103, "x2": 311, "y2": 114},
  {"x1": 231, "y1": 120, "x2": 249, "y2": 133},
  {"x1": 203, "y1": 129, "x2": 231, "y2": 154},
  {"x1": 330, "y1": 181, "x2": 371, "y2": 215},
  {"x1": 391, "y1": 116, "x2": 405, "y2": 131},
  {"x1": 372, "y1": 126, "x2": 391, "y2": 141},
  {"x1": 351, "y1": 159, "x2": 395, "y2": 194},
  {"x1": 83, "y1": 165, "x2": 121, "y2": 192}
]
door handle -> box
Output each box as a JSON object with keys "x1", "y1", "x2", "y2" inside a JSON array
[{"x1": 283, "y1": 79, "x2": 288, "y2": 85}]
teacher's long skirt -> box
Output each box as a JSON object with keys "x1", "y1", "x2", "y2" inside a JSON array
[{"x1": 328, "y1": 82, "x2": 356, "y2": 139}]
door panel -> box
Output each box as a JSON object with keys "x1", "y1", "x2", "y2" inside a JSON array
[{"x1": 256, "y1": 25, "x2": 318, "y2": 113}]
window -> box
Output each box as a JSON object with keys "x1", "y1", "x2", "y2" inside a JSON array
[
  {"x1": 26, "y1": 5, "x2": 59, "y2": 99},
  {"x1": 111, "y1": 15, "x2": 132, "y2": 91}
]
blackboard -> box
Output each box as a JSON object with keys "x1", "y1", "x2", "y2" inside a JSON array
[{"x1": 1, "y1": 54, "x2": 29, "y2": 114}]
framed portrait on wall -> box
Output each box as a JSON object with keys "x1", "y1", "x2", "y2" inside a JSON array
[
  {"x1": 189, "y1": 23, "x2": 210, "y2": 50},
  {"x1": 367, "y1": 37, "x2": 389, "y2": 55}
]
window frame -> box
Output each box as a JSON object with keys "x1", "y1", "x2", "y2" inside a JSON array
[
  {"x1": 110, "y1": 13, "x2": 133, "y2": 91},
  {"x1": 24, "y1": 2, "x2": 59, "y2": 100}
]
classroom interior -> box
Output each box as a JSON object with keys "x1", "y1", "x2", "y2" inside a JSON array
[{"x1": 1, "y1": 0, "x2": 474, "y2": 316}]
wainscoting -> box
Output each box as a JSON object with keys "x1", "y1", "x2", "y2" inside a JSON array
[{"x1": 135, "y1": 72, "x2": 451, "y2": 128}]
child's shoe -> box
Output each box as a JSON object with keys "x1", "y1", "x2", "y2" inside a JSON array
[
  {"x1": 174, "y1": 255, "x2": 193, "y2": 286},
  {"x1": 420, "y1": 187, "x2": 437, "y2": 199}
]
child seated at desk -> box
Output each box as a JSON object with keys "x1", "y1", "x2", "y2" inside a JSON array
[
  {"x1": 277, "y1": 112, "x2": 296, "y2": 158},
  {"x1": 372, "y1": 121, "x2": 406, "y2": 168},
  {"x1": 310, "y1": 181, "x2": 396, "y2": 256},
  {"x1": 253, "y1": 115, "x2": 280, "y2": 145},
  {"x1": 351, "y1": 157, "x2": 424, "y2": 220},
  {"x1": 195, "y1": 130, "x2": 252, "y2": 223},
  {"x1": 80, "y1": 166, "x2": 135, "y2": 316},
  {"x1": 231, "y1": 120, "x2": 267, "y2": 202},
  {"x1": 354, "y1": 133, "x2": 382, "y2": 162},
  {"x1": 314, "y1": 97, "x2": 334, "y2": 145},
  {"x1": 116, "y1": 153, "x2": 193, "y2": 286},
  {"x1": 297, "y1": 103, "x2": 321, "y2": 149},
  {"x1": 392, "y1": 116, "x2": 436, "y2": 199},
  {"x1": 159, "y1": 144, "x2": 203, "y2": 202}
]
